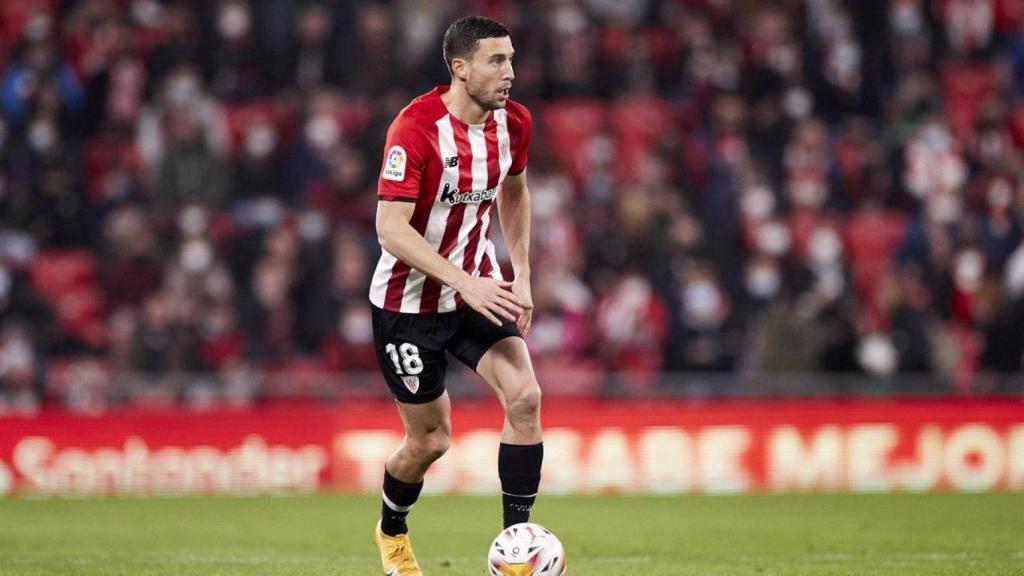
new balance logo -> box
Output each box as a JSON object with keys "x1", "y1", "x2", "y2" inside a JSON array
[{"x1": 444, "y1": 156, "x2": 458, "y2": 168}]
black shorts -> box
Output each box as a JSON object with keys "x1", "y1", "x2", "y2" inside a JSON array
[{"x1": 371, "y1": 305, "x2": 522, "y2": 404}]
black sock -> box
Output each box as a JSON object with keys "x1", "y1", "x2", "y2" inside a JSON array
[
  {"x1": 381, "y1": 469, "x2": 423, "y2": 536},
  {"x1": 499, "y1": 442, "x2": 543, "y2": 528}
]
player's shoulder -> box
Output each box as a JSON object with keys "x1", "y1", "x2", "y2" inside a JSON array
[
  {"x1": 391, "y1": 88, "x2": 447, "y2": 132},
  {"x1": 502, "y1": 98, "x2": 533, "y2": 128}
]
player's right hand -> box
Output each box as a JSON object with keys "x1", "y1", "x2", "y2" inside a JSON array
[{"x1": 455, "y1": 276, "x2": 525, "y2": 326}]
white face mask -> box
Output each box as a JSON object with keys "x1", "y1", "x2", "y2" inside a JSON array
[
  {"x1": 180, "y1": 239, "x2": 214, "y2": 274},
  {"x1": 789, "y1": 176, "x2": 826, "y2": 207},
  {"x1": 925, "y1": 193, "x2": 961, "y2": 224},
  {"x1": 756, "y1": 221, "x2": 792, "y2": 256},
  {"x1": 857, "y1": 333, "x2": 898, "y2": 376},
  {"x1": 244, "y1": 124, "x2": 277, "y2": 158},
  {"x1": 809, "y1": 227, "x2": 842, "y2": 266},
  {"x1": 987, "y1": 178, "x2": 1013, "y2": 210},
  {"x1": 745, "y1": 262, "x2": 781, "y2": 299},
  {"x1": 1005, "y1": 244, "x2": 1024, "y2": 299},
  {"x1": 305, "y1": 114, "x2": 340, "y2": 150},
  {"x1": 783, "y1": 86, "x2": 813, "y2": 119},
  {"x1": 0, "y1": 231, "x2": 36, "y2": 268},
  {"x1": 178, "y1": 204, "x2": 209, "y2": 237},
  {"x1": 339, "y1": 308, "x2": 373, "y2": 343},
  {"x1": 24, "y1": 13, "x2": 51, "y2": 42},
  {"x1": 166, "y1": 74, "x2": 199, "y2": 105},
  {"x1": 0, "y1": 333, "x2": 34, "y2": 371},
  {"x1": 132, "y1": 0, "x2": 163, "y2": 26},
  {"x1": 953, "y1": 249, "x2": 985, "y2": 293},
  {"x1": 684, "y1": 279, "x2": 723, "y2": 324},
  {"x1": 891, "y1": 2, "x2": 923, "y2": 34},
  {"x1": 218, "y1": 4, "x2": 251, "y2": 40},
  {"x1": 298, "y1": 210, "x2": 328, "y2": 243},
  {"x1": 740, "y1": 185, "x2": 776, "y2": 219},
  {"x1": 27, "y1": 120, "x2": 57, "y2": 152}
]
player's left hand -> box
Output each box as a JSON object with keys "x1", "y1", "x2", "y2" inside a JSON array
[{"x1": 511, "y1": 274, "x2": 533, "y2": 336}]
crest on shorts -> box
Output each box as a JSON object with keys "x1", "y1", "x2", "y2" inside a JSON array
[
  {"x1": 401, "y1": 376, "x2": 420, "y2": 394},
  {"x1": 382, "y1": 145, "x2": 407, "y2": 181}
]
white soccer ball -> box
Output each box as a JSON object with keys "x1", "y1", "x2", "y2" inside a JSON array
[{"x1": 487, "y1": 522, "x2": 567, "y2": 576}]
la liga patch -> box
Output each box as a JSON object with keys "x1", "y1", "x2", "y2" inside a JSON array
[{"x1": 382, "y1": 145, "x2": 407, "y2": 181}]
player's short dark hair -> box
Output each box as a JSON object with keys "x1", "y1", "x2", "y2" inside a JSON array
[{"x1": 442, "y1": 16, "x2": 510, "y2": 75}]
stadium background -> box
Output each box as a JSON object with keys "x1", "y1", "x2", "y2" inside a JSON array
[{"x1": 0, "y1": 0, "x2": 1022, "y2": 501}]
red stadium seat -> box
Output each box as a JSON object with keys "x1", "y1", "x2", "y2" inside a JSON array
[
  {"x1": 541, "y1": 100, "x2": 608, "y2": 182},
  {"x1": 942, "y1": 63, "x2": 994, "y2": 143},
  {"x1": 843, "y1": 208, "x2": 908, "y2": 303},
  {"x1": 31, "y1": 249, "x2": 98, "y2": 299},
  {"x1": 54, "y1": 287, "x2": 106, "y2": 344},
  {"x1": 610, "y1": 95, "x2": 673, "y2": 181}
]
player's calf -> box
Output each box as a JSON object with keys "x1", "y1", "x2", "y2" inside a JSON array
[{"x1": 498, "y1": 441, "x2": 543, "y2": 529}]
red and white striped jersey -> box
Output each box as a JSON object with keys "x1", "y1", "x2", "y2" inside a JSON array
[{"x1": 369, "y1": 85, "x2": 533, "y2": 314}]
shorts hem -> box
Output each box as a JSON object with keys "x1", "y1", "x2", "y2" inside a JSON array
[{"x1": 393, "y1": 386, "x2": 446, "y2": 405}]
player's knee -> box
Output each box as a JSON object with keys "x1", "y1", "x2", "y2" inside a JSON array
[
  {"x1": 411, "y1": 430, "x2": 450, "y2": 462},
  {"x1": 506, "y1": 384, "x2": 541, "y2": 420}
]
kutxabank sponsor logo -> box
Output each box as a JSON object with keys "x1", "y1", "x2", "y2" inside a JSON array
[{"x1": 439, "y1": 182, "x2": 498, "y2": 205}]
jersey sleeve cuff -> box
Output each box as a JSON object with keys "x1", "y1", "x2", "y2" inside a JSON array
[{"x1": 378, "y1": 195, "x2": 417, "y2": 203}]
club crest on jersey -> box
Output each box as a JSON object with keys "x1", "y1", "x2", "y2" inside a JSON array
[
  {"x1": 439, "y1": 182, "x2": 498, "y2": 205},
  {"x1": 401, "y1": 376, "x2": 420, "y2": 394},
  {"x1": 382, "y1": 145, "x2": 407, "y2": 181}
]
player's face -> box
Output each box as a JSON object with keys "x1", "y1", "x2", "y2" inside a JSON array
[{"x1": 464, "y1": 36, "x2": 515, "y2": 111}]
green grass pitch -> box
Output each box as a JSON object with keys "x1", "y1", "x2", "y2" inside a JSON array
[{"x1": 1, "y1": 493, "x2": 1022, "y2": 575}]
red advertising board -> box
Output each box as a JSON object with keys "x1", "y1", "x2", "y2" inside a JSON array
[{"x1": 1, "y1": 398, "x2": 1022, "y2": 496}]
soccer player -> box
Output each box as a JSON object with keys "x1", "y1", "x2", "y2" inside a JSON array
[{"x1": 368, "y1": 15, "x2": 543, "y2": 576}]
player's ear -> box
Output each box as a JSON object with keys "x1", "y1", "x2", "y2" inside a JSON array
[{"x1": 452, "y1": 58, "x2": 468, "y2": 82}]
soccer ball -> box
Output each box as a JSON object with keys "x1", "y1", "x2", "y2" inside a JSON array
[{"x1": 487, "y1": 522, "x2": 567, "y2": 575}]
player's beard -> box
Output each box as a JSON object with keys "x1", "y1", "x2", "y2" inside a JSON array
[{"x1": 466, "y1": 77, "x2": 505, "y2": 111}]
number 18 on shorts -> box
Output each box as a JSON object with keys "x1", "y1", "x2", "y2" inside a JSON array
[{"x1": 371, "y1": 304, "x2": 522, "y2": 404}]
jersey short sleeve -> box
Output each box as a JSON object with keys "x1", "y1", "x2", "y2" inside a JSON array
[
  {"x1": 509, "y1": 106, "x2": 533, "y2": 176},
  {"x1": 378, "y1": 114, "x2": 430, "y2": 201}
]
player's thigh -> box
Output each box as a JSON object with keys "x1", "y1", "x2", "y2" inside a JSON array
[
  {"x1": 396, "y1": 390, "x2": 452, "y2": 440},
  {"x1": 372, "y1": 306, "x2": 452, "y2": 405},
  {"x1": 449, "y1": 307, "x2": 536, "y2": 403},
  {"x1": 474, "y1": 336, "x2": 539, "y2": 405}
]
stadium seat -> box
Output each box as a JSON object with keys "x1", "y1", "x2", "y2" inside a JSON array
[
  {"x1": 844, "y1": 208, "x2": 908, "y2": 303},
  {"x1": 610, "y1": 95, "x2": 674, "y2": 181},
  {"x1": 31, "y1": 249, "x2": 98, "y2": 299},
  {"x1": 541, "y1": 100, "x2": 608, "y2": 181}
]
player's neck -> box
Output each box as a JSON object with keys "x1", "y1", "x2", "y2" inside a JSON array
[{"x1": 441, "y1": 83, "x2": 491, "y2": 125}]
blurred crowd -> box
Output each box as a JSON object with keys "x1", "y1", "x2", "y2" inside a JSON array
[{"x1": 2, "y1": 0, "x2": 1024, "y2": 412}]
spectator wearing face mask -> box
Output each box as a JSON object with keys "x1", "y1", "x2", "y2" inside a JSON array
[
  {"x1": 154, "y1": 102, "x2": 231, "y2": 208},
  {"x1": 204, "y1": 0, "x2": 267, "y2": 101},
  {"x1": 137, "y1": 64, "x2": 228, "y2": 176},
  {"x1": 664, "y1": 261, "x2": 735, "y2": 373},
  {"x1": 1, "y1": 36, "x2": 84, "y2": 126},
  {"x1": 595, "y1": 271, "x2": 668, "y2": 391},
  {"x1": 232, "y1": 118, "x2": 284, "y2": 204},
  {"x1": 0, "y1": 264, "x2": 54, "y2": 368},
  {"x1": 288, "y1": 90, "x2": 343, "y2": 201},
  {"x1": 0, "y1": 322, "x2": 40, "y2": 414},
  {"x1": 273, "y1": 2, "x2": 339, "y2": 92}
]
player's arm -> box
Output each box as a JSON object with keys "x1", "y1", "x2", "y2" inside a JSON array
[
  {"x1": 376, "y1": 200, "x2": 524, "y2": 326},
  {"x1": 497, "y1": 170, "x2": 534, "y2": 335}
]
